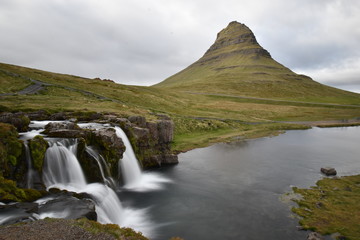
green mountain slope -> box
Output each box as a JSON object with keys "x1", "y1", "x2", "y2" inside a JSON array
[{"x1": 154, "y1": 21, "x2": 360, "y2": 104}]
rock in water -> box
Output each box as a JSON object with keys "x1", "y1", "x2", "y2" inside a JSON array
[
  {"x1": 321, "y1": 167, "x2": 337, "y2": 176},
  {"x1": 307, "y1": 232, "x2": 324, "y2": 240}
]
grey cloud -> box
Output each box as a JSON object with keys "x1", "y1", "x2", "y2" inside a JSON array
[{"x1": 0, "y1": 0, "x2": 359, "y2": 92}]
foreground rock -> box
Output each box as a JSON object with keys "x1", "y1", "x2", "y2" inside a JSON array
[
  {"x1": 0, "y1": 190, "x2": 97, "y2": 225},
  {"x1": 320, "y1": 167, "x2": 337, "y2": 176},
  {"x1": 0, "y1": 218, "x2": 149, "y2": 240}
]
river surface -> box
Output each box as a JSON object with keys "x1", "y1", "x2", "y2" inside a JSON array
[{"x1": 119, "y1": 127, "x2": 360, "y2": 240}]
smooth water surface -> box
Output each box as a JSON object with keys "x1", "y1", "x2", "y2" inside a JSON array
[{"x1": 120, "y1": 127, "x2": 360, "y2": 240}]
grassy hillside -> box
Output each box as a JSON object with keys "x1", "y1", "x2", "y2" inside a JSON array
[
  {"x1": 154, "y1": 22, "x2": 360, "y2": 105},
  {"x1": 1, "y1": 61, "x2": 360, "y2": 151}
]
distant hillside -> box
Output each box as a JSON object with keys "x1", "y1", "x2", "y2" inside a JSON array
[{"x1": 154, "y1": 21, "x2": 360, "y2": 104}]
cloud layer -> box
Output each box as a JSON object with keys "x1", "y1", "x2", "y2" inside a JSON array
[{"x1": 0, "y1": 0, "x2": 359, "y2": 92}]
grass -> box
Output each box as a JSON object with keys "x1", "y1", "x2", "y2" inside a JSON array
[
  {"x1": 172, "y1": 116, "x2": 310, "y2": 152},
  {"x1": 154, "y1": 23, "x2": 360, "y2": 105},
  {"x1": 292, "y1": 175, "x2": 360, "y2": 239},
  {"x1": 75, "y1": 218, "x2": 148, "y2": 240},
  {"x1": 0, "y1": 61, "x2": 359, "y2": 152},
  {"x1": 0, "y1": 70, "x2": 31, "y2": 93}
]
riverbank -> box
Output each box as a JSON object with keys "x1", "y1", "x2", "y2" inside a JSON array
[{"x1": 292, "y1": 174, "x2": 360, "y2": 240}]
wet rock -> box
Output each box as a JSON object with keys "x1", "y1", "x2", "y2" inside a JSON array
[
  {"x1": 50, "y1": 112, "x2": 67, "y2": 120},
  {"x1": 0, "y1": 112, "x2": 30, "y2": 132},
  {"x1": 94, "y1": 128, "x2": 125, "y2": 159},
  {"x1": 44, "y1": 122, "x2": 87, "y2": 138},
  {"x1": 321, "y1": 167, "x2": 337, "y2": 176},
  {"x1": 163, "y1": 154, "x2": 178, "y2": 164},
  {"x1": 92, "y1": 128, "x2": 125, "y2": 178},
  {"x1": 38, "y1": 195, "x2": 97, "y2": 221},
  {"x1": 150, "y1": 154, "x2": 179, "y2": 166},
  {"x1": 307, "y1": 232, "x2": 324, "y2": 240},
  {"x1": 26, "y1": 110, "x2": 50, "y2": 121}
]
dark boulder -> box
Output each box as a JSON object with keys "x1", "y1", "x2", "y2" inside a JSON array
[
  {"x1": 321, "y1": 167, "x2": 337, "y2": 176},
  {"x1": 38, "y1": 195, "x2": 97, "y2": 221},
  {"x1": 0, "y1": 112, "x2": 30, "y2": 132}
]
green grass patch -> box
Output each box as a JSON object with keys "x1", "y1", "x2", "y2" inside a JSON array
[
  {"x1": 0, "y1": 70, "x2": 32, "y2": 93},
  {"x1": 75, "y1": 218, "x2": 148, "y2": 240},
  {"x1": 292, "y1": 175, "x2": 360, "y2": 239}
]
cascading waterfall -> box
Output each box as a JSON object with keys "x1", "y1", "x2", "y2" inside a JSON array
[
  {"x1": 24, "y1": 144, "x2": 36, "y2": 189},
  {"x1": 41, "y1": 134, "x2": 152, "y2": 236},
  {"x1": 114, "y1": 127, "x2": 142, "y2": 186},
  {"x1": 20, "y1": 129, "x2": 44, "y2": 189},
  {"x1": 43, "y1": 139, "x2": 87, "y2": 191},
  {"x1": 114, "y1": 126, "x2": 171, "y2": 191},
  {"x1": 85, "y1": 146, "x2": 116, "y2": 188}
]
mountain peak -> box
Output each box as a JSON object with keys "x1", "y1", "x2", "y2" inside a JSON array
[
  {"x1": 154, "y1": 22, "x2": 337, "y2": 99},
  {"x1": 204, "y1": 21, "x2": 270, "y2": 58}
]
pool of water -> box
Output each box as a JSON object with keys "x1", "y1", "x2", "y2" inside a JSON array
[{"x1": 120, "y1": 127, "x2": 360, "y2": 240}]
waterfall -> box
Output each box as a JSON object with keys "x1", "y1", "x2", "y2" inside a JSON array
[
  {"x1": 85, "y1": 146, "x2": 116, "y2": 188},
  {"x1": 114, "y1": 126, "x2": 171, "y2": 191},
  {"x1": 24, "y1": 144, "x2": 36, "y2": 189},
  {"x1": 43, "y1": 139, "x2": 87, "y2": 191},
  {"x1": 41, "y1": 136, "x2": 152, "y2": 236},
  {"x1": 114, "y1": 127, "x2": 142, "y2": 187},
  {"x1": 19, "y1": 129, "x2": 44, "y2": 189}
]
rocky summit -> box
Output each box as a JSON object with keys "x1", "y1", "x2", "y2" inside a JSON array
[{"x1": 154, "y1": 21, "x2": 359, "y2": 100}]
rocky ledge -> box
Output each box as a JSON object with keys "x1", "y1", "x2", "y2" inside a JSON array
[{"x1": 0, "y1": 111, "x2": 178, "y2": 187}]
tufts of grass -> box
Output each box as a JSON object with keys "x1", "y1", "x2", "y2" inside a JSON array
[
  {"x1": 292, "y1": 175, "x2": 360, "y2": 239},
  {"x1": 75, "y1": 218, "x2": 149, "y2": 240}
]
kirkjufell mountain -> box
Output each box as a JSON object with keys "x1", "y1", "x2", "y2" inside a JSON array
[{"x1": 155, "y1": 21, "x2": 359, "y2": 100}]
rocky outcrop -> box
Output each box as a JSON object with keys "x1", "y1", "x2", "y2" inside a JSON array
[
  {"x1": 321, "y1": 167, "x2": 337, "y2": 176},
  {"x1": 43, "y1": 121, "x2": 88, "y2": 138},
  {"x1": 1, "y1": 111, "x2": 177, "y2": 184},
  {"x1": 119, "y1": 115, "x2": 178, "y2": 168},
  {"x1": 0, "y1": 112, "x2": 30, "y2": 132}
]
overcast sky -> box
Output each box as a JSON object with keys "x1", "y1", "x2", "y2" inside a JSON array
[{"x1": 1, "y1": 0, "x2": 359, "y2": 93}]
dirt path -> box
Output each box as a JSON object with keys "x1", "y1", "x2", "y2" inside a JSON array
[{"x1": 0, "y1": 70, "x2": 124, "y2": 104}]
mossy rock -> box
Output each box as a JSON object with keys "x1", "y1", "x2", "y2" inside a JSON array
[
  {"x1": 0, "y1": 123, "x2": 26, "y2": 179},
  {"x1": 29, "y1": 135, "x2": 49, "y2": 173},
  {"x1": 0, "y1": 175, "x2": 44, "y2": 203}
]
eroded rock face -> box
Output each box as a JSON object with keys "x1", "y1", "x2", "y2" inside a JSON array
[{"x1": 123, "y1": 117, "x2": 178, "y2": 168}]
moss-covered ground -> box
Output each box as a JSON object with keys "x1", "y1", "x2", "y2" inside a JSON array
[{"x1": 292, "y1": 175, "x2": 360, "y2": 239}]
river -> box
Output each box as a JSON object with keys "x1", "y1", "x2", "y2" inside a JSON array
[{"x1": 119, "y1": 126, "x2": 360, "y2": 240}]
